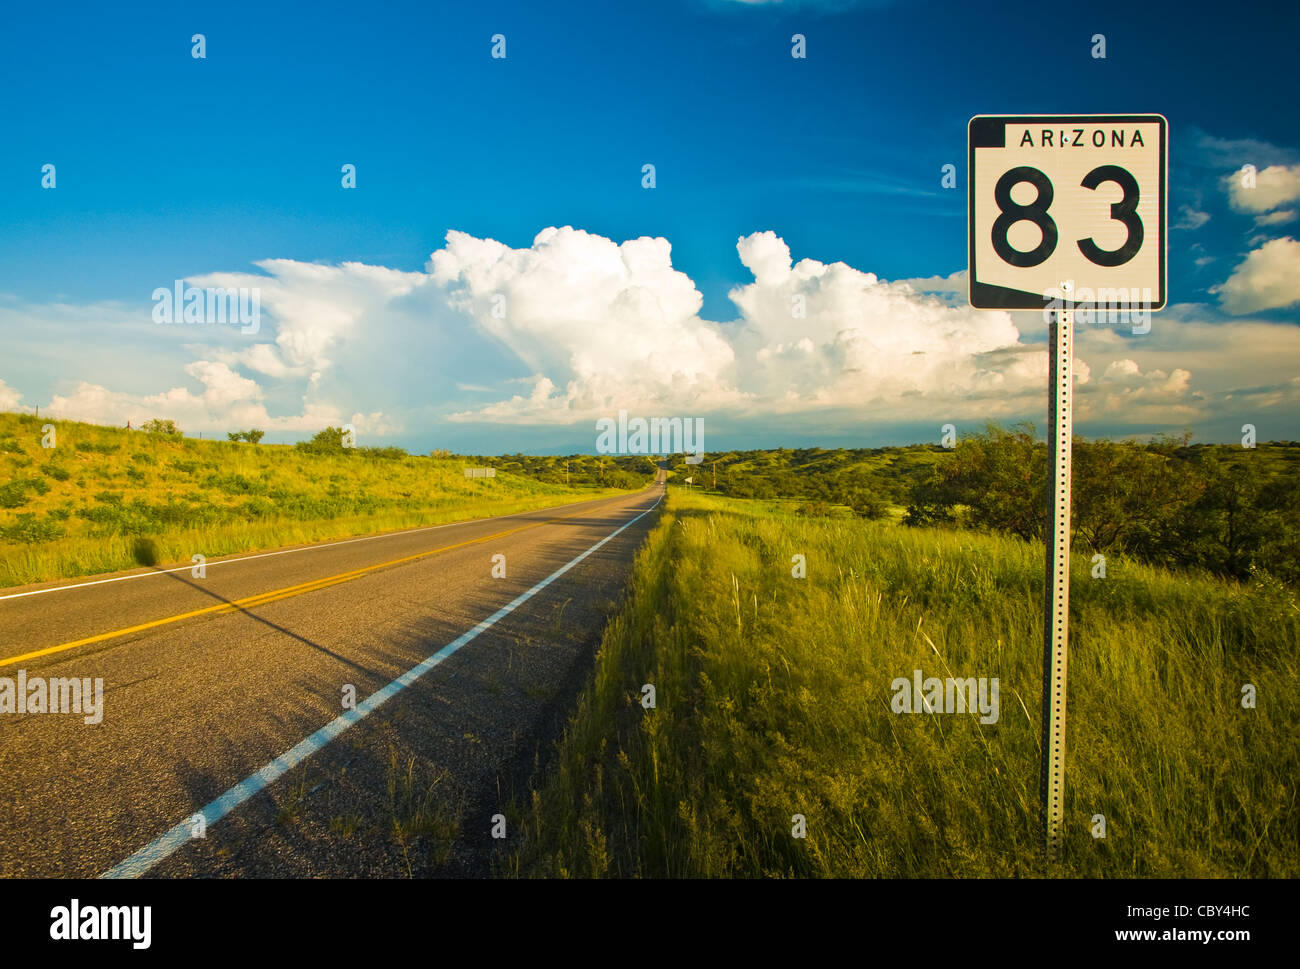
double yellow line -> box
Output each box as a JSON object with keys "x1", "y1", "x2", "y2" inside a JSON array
[{"x1": 1, "y1": 508, "x2": 588, "y2": 670}]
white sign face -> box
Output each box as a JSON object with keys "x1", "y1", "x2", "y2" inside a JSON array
[{"x1": 968, "y1": 114, "x2": 1167, "y2": 310}]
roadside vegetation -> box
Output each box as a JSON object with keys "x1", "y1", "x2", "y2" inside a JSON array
[
  {"x1": 509, "y1": 489, "x2": 1298, "y2": 877},
  {"x1": 662, "y1": 426, "x2": 1300, "y2": 587},
  {"x1": 0, "y1": 412, "x2": 648, "y2": 588}
]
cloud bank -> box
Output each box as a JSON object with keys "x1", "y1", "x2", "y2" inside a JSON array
[{"x1": 2, "y1": 227, "x2": 1297, "y2": 445}]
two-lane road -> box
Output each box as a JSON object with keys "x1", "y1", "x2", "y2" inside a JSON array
[{"x1": 0, "y1": 485, "x2": 663, "y2": 878}]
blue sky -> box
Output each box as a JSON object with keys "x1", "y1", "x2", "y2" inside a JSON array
[{"x1": 2, "y1": 0, "x2": 1298, "y2": 453}]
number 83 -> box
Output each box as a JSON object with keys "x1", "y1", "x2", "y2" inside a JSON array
[{"x1": 991, "y1": 165, "x2": 1142, "y2": 268}]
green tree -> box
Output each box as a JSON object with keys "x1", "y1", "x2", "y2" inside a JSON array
[
  {"x1": 1177, "y1": 452, "x2": 1275, "y2": 580},
  {"x1": 846, "y1": 489, "x2": 889, "y2": 520},
  {"x1": 903, "y1": 422, "x2": 1045, "y2": 540},
  {"x1": 141, "y1": 418, "x2": 181, "y2": 436},
  {"x1": 295, "y1": 426, "x2": 350, "y2": 455},
  {"x1": 1071, "y1": 435, "x2": 1195, "y2": 555}
]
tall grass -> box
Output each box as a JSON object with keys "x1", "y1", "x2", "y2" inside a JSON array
[
  {"x1": 0, "y1": 412, "x2": 632, "y2": 587},
  {"x1": 509, "y1": 490, "x2": 1299, "y2": 877}
]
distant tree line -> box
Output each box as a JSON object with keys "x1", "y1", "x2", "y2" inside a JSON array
[
  {"x1": 467, "y1": 453, "x2": 654, "y2": 490},
  {"x1": 903, "y1": 423, "x2": 1300, "y2": 585}
]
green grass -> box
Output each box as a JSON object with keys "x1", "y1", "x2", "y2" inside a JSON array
[
  {"x1": 385, "y1": 747, "x2": 459, "y2": 876},
  {"x1": 0, "y1": 412, "x2": 636, "y2": 588},
  {"x1": 508, "y1": 489, "x2": 1299, "y2": 878}
]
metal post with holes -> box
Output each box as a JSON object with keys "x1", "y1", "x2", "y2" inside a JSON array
[{"x1": 1040, "y1": 281, "x2": 1074, "y2": 857}]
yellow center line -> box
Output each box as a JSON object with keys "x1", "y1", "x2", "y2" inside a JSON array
[{"x1": 1, "y1": 506, "x2": 598, "y2": 669}]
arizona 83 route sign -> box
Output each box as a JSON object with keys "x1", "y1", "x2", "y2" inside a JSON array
[{"x1": 968, "y1": 114, "x2": 1167, "y2": 310}]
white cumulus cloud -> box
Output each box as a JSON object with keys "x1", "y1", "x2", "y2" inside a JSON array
[
  {"x1": 1214, "y1": 236, "x2": 1300, "y2": 314},
  {"x1": 8, "y1": 225, "x2": 1298, "y2": 444},
  {"x1": 0, "y1": 378, "x2": 23, "y2": 411},
  {"x1": 1224, "y1": 164, "x2": 1300, "y2": 214},
  {"x1": 433, "y1": 226, "x2": 740, "y2": 422}
]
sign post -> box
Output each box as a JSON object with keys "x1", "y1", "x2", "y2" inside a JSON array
[
  {"x1": 1042, "y1": 280, "x2": 1073, "y2": 855},
  {"x1": 968, "y1": 114, "x2": 1167, "y2": 857}
]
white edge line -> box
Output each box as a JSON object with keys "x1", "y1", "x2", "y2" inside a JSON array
[
  {"x1": 0, "y1": 488, "x2": 648, "y2": 603},
  {"x1": 100, "y1": 490, "x2": 663, "y2": 879}
]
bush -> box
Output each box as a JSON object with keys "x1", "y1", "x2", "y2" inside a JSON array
[
  {"x1": 0, "y1": 513, "x2": 63, "y2": 543},
  {"x1": 132, "y1": 537, "x2": 159, "y2": 566},
  {"x1": 295, "y1": 426, "x2": 352, "y2": 455},
  {"x1": 796, "y1": 500, "x2": 833, "y2": 517},
  {"x1": 77, "y1": 504, "x2": 151, "y2": 535},
  {"x1": 228, "y1": 429, "x2": 265, "y2": 443},
  {"x1": 0, "y1": 481, "x2": 30, "y2": 508},
  {"x1": 204, "y1": 473, "x2": 268, "y2": 496},
  {"x1": 358, "y1": 445, "x2": 407, "y2": 460},
  {"x1": 237, "y1": 496, "x2": 277, "y2": 518},
  {"x1": 141, "y1": 418, "x2": 182, "y2": 436},
  {"x1": 841, "y1": 488, "x2": 889, "y2": 520}
]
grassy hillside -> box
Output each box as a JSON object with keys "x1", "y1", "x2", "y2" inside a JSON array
[
  {"x1": 0, "y1": 412, "x2": 639, "y2": 588},
  {"x1": 508, "y1": 489, "x2": 1298, "y2": 878}
]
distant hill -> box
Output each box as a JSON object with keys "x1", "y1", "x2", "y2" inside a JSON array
[{"x1": 0, "y1": 412, "x2": 645, "y2": 588}]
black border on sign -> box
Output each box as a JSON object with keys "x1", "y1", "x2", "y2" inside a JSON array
[{"x1": 967, "y1": 114, "x2": 1168, "y2": 311}]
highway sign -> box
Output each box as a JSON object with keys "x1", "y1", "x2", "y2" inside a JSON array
[
  {"x1": 968, "y1": 114, "x2": 1167, "y2": 310},
  {"x1": 968, "y1": 112, "x2": 1169, "y2": 857}
]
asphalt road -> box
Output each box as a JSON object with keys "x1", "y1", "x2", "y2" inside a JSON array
[{"x1": 0, "y1": 484, "x2": 663, "y2": 878}]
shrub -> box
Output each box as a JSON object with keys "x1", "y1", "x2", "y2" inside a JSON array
[
  {"x1": 131, "y1": 537, "x2": 159, "y2": 566},
  {"x1": 842, "y1": 488, "x2": 889, "y2": 520},
  {"x1": 141, "y1": 418, "x2": 182, "y2": 436},
  {"x1": 295, "y1": 426, "x2": 353, "y2": 455},
  {"x1": 796, "y1": 500, "x2": 833, "y2": 517},
  {"x1": 205, "y1": 473, "x2": 268, "y2": 496},
  {"x1": 0, "y1": 481, "x2": 30, "y2": 508},
  {"x1": 358, "y1": 445, "x2": 407, "y2": 460},
  {"x1": 0, "y1": 513, "x2": 63, "y2": 543}
]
